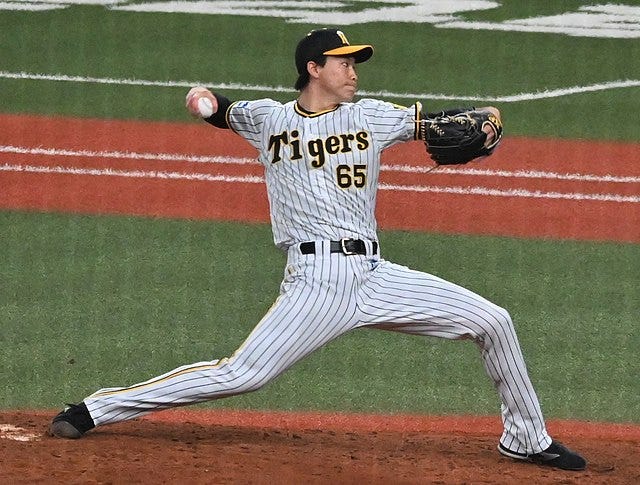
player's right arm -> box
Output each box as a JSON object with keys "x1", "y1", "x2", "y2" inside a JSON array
[
  {"x1": 185, "y1": 87, "x2": 282, "y2": 152},
  {"x1": 185, "y1": 86, "x2": 232, "y2": 128}
]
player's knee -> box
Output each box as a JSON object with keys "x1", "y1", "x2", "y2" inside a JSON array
[
  {"x1": 486, "y1": 306, "x2": 516, "y2": 338},
  {"x1": 225, "y1": 361, "x2": 280, "y2": 394}
]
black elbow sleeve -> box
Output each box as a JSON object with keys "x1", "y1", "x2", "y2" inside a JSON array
[{"x1": 204, "y1": 93, "x2": 232, "y2": 129}]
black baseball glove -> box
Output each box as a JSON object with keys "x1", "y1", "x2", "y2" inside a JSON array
[{"x1": 420, "y1": 110, "x2": 503, "y2": 165}]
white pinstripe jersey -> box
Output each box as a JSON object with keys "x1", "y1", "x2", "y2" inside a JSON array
[{"x1": 227, "y1": 98, "x2": 421, "y2": 249}]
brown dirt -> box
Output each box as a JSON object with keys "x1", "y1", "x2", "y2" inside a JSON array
[
  {"x1": 1, "y1": 114, "x2": 638, "y2": 243},
  {"x1": 1, "y1": 410, "x2": 638, "y2": 484}
]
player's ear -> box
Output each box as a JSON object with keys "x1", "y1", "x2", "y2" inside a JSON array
[{"x1": 307, "y1": 60, "x2": 321, "y2": 80}]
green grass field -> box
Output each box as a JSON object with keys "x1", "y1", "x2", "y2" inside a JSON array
[
  {"x1": 1, "y1": 211, "x2": 638, "y2": 422},
  {"x1": 1, "y1": 3, "x2": 639, "y2": 139},
  {"x1": 1, "y1": 2, "x2": 639, "y2": 423}
]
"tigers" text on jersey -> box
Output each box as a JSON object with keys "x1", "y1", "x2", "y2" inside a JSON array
[{"x1": 268, "y1": 130, "x2": 370, "y2": 167}]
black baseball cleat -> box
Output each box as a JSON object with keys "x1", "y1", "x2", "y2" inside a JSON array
[
  {"x1": 498, "y1": 440, "x2": 587, "y2": 471},
  {"x1": 49, "y1": 402, "x2": 95, "y2": 439}
]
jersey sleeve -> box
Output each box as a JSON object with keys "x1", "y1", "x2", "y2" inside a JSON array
[
  {"x1": 226, "y1": 98, "x2": 282, "y2": 149},
  {"x1": 356, "y1": 99, "x2": 422, "y2": 150}
]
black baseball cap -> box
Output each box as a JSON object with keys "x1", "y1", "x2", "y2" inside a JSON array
[{"x1": 294, "y1": 29, "x2": 374, "y2": 90}]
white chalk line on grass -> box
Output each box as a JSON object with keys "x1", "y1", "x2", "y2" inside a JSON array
[
  {"x1": 2, "y1": 162, "x2": 639, "y2": 204},
  {"x1": 1, "y1": 70, "x2": 639, "y2": 102},
  {"x1": 1, "y1": 144, "x2": 639, "y2": 185}
]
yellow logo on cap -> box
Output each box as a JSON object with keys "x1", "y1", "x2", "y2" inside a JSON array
[{"x1": 336, "y1": 30, "x2": 349, "y2": 45}]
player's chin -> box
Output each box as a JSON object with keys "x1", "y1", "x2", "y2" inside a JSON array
[{"x1": 341, "y1": 86, "x2": 357, "y2": 101}]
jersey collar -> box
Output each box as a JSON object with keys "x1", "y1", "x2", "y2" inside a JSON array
[{"x1": 294, "y1": 101, "x2": 340, "y2": 118}]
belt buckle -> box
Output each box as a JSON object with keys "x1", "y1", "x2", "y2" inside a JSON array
[{"x1": 340, "y1": 238, "x2": 357, "y2": 255}]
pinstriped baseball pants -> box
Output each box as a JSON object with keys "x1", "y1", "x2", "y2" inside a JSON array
[{"x1": 85, "y1": 240, "x2": 552, "y2": 454}]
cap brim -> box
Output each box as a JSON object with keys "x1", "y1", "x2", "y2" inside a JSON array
[{"x1": 323, "y1": 44, "x2": 373, "y2": 63}]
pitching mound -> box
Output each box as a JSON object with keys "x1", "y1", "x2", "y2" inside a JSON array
[{"x1": 1, "y1": 410, "x2": 637, "y2": 484}]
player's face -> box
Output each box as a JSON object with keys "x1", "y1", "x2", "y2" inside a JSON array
[{"x1": 316, "y1": 56, "x2": 358, "y2": 102}]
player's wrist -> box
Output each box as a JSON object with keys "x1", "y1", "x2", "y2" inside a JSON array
[{"x1": 186, "y1": 86, "x2": 218, "y2": 118}]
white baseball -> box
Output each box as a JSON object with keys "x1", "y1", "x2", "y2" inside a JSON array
[{"x1": 197, "y1": 97, "x2": 214, "y2": 118}]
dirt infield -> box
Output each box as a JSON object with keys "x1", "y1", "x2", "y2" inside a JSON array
[
  {"x1": 1, "y1": 409, "x2": 638, "y2": 484},
  {"x1": 1, "y1": 113, "x2": 639, "y2": 242}
]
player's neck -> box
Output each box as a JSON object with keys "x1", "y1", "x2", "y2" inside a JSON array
[
  {"x1": 297, "y1": 93, "x2": 338, "y2": 113},
  {"x1": 297, "y1": 85, "x2": 352, "y2": 113}
]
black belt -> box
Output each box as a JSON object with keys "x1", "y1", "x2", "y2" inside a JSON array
[{"x1": 299, "y1": 239, "x2": 378, "y2": 256}]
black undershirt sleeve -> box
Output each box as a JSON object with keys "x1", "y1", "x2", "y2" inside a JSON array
[{"x1": 204, "y1": 93, "x2": 232, "y2": 129}]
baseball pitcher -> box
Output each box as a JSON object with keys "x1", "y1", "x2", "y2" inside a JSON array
[{"x1": 51, "y1": 28, "x2": 586, "y2": 472}]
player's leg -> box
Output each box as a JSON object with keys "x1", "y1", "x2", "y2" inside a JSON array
[
  {"x1": 357, "y1": 260, "x2": 551, "y2": 455},
  {"x1": 77, "y1": 253, "x2": 360, "y2": 429}
]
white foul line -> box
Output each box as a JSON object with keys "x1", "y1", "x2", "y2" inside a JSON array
[
  {"x1": 380, "y1": 182, "x2": 640, "y2": 203},
  {"x1": 1, "y1": 144, "x2": 638, "y2": 185},
  {"x1": 0, "y1": 163, "x2": 263, "y2": 184},
  {"x1": 0, "y1": 144, "x2": 256, "y2": 165},
  {"x1": 384, "y1": 162, "x2": 640, "y2": 184},
  {"x1": 1, "y1": 70, "x2": 639, "y2": 102},
  {"x1": 2, "y1": 163, "x2": 638, "y2": 204}
]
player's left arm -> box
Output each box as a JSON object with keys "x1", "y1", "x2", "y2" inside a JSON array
[
  {"x1": 422, "y1": 106, "x2": 502, "y2": 148},
  {"x1": 418, "y1": 106, "x2": 503, "y2": 165}
]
